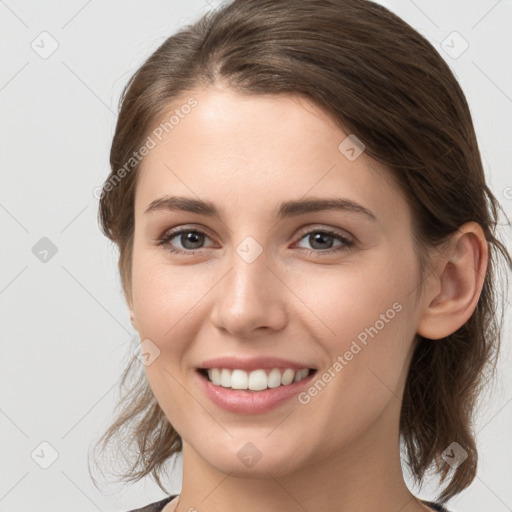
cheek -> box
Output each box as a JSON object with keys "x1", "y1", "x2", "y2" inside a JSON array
[
  {"x1": 130, "y1": 257, "x2": 206, "y2": 420},
  {"x1": 289, "y1": 251, "x2": 417, "y2": 380},
  {"x1": 288, "y1": 260, "x2": 416, "y2": 441},
  {"x1": 288, "y1": 253, "x2": 412, "y2": 335},
  {"x1": 131, "y1": 253, "x2": 188, "y2": 337},
  {"x1": 131, "y1": 254, "x2": 219, "y2": 352}
]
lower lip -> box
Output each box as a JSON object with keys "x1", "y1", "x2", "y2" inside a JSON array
[{"x1": 196, "y1": 369, "x2": 317, "y2": 414}]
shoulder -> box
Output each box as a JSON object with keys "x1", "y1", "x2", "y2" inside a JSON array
[{"x1": 126, "y1": 494, "x2": 177, "y2": 512}]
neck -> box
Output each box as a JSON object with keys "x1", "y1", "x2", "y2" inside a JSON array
[{"x1": 175, "y1": 397, "x2": 428, "y2": 512}]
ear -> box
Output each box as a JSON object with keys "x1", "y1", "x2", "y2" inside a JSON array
[
  {"x1": 416, "y1": 222, "x2": 489, "y2": 340},
  {"x1": 128, "y1": 301, "x2": 138, "y2": 331}
]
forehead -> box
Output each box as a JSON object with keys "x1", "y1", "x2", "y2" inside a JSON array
[{"x1": 134, "y1": 85, "x2": 408, "y2": 226}]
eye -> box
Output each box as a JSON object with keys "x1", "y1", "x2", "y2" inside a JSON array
[
  {"x1": 157, "y1": 228, "x2": 214, "y2": 255},
  {"x1": 294, "y1": 228, "x2": 354, "y2": 256},
  {"x1": 156, "y1": 226, "x2": 355, "y2": 256}
]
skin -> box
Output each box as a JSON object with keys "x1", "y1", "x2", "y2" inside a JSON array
[{"x1": 127, "y1": 82, "x2": 488, "y2": 512}]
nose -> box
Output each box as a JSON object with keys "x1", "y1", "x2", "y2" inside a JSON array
[{"x1": 209, "y1": 247, "x2": 288, "y2": 338}]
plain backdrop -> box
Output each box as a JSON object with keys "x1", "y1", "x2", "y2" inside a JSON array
[{"x1": 1, "y1": 1, "x2": 511, "y2": 511}]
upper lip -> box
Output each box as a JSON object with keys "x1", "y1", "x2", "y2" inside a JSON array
[{"x1": 198, "y1": 356, "x2": 317, "y2": 372}]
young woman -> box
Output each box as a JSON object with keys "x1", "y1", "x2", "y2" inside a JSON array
[{"x1": 89, "y1": 1, "x2": 512, "y2": 511}]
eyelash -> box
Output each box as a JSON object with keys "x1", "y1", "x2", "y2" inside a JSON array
[{"x1": 156, "y1": 227, "x2": 355, "y2": 256}]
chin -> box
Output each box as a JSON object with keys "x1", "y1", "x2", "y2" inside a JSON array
[{"x1": 199, "y1": 439, "x2": 308, "y2": 478}]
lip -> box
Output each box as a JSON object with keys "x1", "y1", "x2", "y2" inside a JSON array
[
  {"x1": 195, "y1": 367, "x2": 318, "y2": 414},
  {"x1": 197, "y1": 356, "x2": 316, "y2": 372}
]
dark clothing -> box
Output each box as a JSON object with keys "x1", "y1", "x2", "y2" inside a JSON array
[
  {"x1": 423, "y1": 501, "x2": 451, "y2": 511},
  {"x1": 127, "y1": 495, "x2": 176, "y2": 512},
  {"x1": 127, "y1": 494, "x2": 451, "y2": 511}
]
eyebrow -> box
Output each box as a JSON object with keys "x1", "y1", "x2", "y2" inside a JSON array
[{"x1": 144, "y1": 195, "x2": 377, "y2": 221}]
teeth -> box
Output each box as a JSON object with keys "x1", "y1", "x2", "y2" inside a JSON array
[{"x1": 206, "y1": 368, "x2": 311, "y2": 391}]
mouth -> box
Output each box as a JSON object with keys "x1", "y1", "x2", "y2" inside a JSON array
[
  {"x1": 195, "y1": 365, "x2": 319, "y2": 414},
  {"x1": 196, "y1": 367, "x2": 318, "y2": 392}
]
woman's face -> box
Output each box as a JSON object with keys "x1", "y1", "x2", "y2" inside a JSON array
[{"x1": 129, "y1": 83, "x2": 426, "y2": 477}]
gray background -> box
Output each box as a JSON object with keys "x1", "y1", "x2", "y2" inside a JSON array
[{"x1": 1, "y1": 1, "x2": 511, "y2": 511}]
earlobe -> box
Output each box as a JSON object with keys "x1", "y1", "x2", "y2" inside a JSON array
[
  {"x1": 129, "y1": 305, "x2": 138, "y2": 331},
  {"x1": 416, "y1": 222, "x2": 488, "y2": 340}
]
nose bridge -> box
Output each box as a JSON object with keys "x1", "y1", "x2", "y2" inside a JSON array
[
  {"x1": 232, "y1": 237, "x2": 270, "y2": 298},
  {"x1": 211, "y1": 233, "x2": 287, "y2": 336}
]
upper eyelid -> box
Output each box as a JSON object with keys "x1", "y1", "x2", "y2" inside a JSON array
[{"x1": 296, "y1": 225, "x2": 353, "y2": 239}]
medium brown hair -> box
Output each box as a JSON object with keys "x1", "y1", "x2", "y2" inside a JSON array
[{"x1": 90, "y1": 0, "x2": 512, "y2": 505}]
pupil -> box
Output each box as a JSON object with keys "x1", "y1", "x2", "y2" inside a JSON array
[
  {"x1": 182, "y1": 231, "x2": 203, "y2": 249},
  {"x1": 311, "y1": 232, "x2": 332, "y2": 249}
]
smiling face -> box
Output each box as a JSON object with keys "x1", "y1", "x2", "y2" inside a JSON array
[{"x1": 128, "y1": 82, "x2": 426, "y2": 479}]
